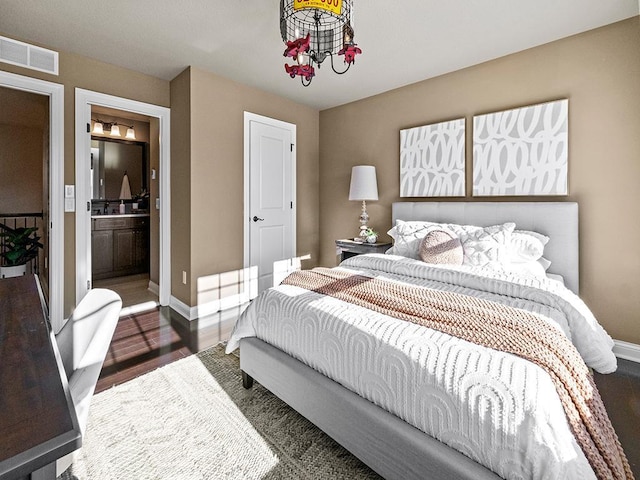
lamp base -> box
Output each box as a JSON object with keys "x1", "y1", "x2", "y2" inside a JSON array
[{"x1": 357, "y1": 200, "x2": 370, "y2": 241}]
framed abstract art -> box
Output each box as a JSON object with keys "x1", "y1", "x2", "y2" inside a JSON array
[
  {"x1": 473, "y1": 99, "x2": 568, "y2": 196},
  {"x1": 400, "y1": 118, "x2": 465, "y2": 197}
]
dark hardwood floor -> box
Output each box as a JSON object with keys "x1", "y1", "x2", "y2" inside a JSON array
[
  {"x1": 95, "y1": 305, "x2": 241, "y2": 393},
  {"x1": 594, "y1": 358, "x2": 640, "y2": 478},
  {"x1": 96, "y1": 306, "x2": 640, "y2": 477}
]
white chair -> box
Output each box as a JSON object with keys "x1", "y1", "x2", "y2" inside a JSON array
[{"x1": 55, "y1": 288, "x2": 122, "y2": 476}]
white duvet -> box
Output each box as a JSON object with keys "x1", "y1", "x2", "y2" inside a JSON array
[{"x1": 227, "y1": 254, "x2": 618, "y2": 480}]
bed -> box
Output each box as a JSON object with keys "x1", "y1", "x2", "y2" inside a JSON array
[{"x1": 227, "y1": 202, "x2": 628, "y2": 480}]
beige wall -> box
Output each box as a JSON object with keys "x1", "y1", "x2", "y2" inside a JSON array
[
  {"x1": 171, "y1": 66, "x2": 320, "y2": 306},
  {"x1": 0, "y1": 31, "x2": 170, "y2": 316},
  {"x1": 319, "y1": 17, "x2": 640, "y2": 344}
]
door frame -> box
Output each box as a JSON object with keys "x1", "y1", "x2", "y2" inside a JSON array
[
  {"x1": 0, "y1": 71, "x2": 64, "y2": 332},
  {"x1": 243, "y1": 112, "x2": 296, "y2": 275},
  {"x1": 75, "y1": 89, "x2": 171, "y2": 306}
]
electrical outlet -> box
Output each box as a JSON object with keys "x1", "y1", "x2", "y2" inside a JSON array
[{"x1": 182, "y1": 271, "x2": 187, "y2": 285}]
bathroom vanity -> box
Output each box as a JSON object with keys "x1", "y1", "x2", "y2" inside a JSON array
[{"x1": 91, "y1": 214, "x2": 149, "y2": 279}]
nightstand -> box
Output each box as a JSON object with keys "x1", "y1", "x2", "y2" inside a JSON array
[{"x1": 335, "y1": 239, "x2": 392, "y2": 262}]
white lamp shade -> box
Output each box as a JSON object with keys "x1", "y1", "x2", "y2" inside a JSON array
[
  {"x1": 92, "y1": 122, "x2": 104, "y2": 134},
  {"x1": 110, "y1": 124, "x2": 121, "y2": 137},
  {"x1": 125, "y1": 127, "x2": 136, "y2": 139},
  {"x1": 349, "y1": 165, "x2": 378, "y2": 201}
]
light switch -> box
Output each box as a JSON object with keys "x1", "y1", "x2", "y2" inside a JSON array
[
  {"x1": 64, "y1": 198, "x2": 75, "y2": 212},
  {"x1": 155, "y1": 198, "x2": 160, "y2": 210}
]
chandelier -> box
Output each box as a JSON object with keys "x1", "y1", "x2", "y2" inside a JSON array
[{"x1": 280, "y1": 0, "x2": 362, "y2": 86}]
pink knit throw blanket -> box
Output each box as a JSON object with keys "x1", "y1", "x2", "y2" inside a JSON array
[{"x1": 282, "y1": 268, "x2": 633, "y2": 480}]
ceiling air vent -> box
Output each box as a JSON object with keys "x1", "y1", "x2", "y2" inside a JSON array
[{"x1": 0, "y1": 36, "x2": 59, "y2": 75}]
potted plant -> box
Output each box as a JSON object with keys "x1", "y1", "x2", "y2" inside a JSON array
[
  {"x1": 0, "y1": 224, "x2": 43, "y2": 278},
  {"x1": 133, "y1": 189, "x2": 149, "y2": 211}
]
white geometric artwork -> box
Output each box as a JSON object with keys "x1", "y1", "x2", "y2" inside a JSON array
[
  {"x1": 400, "y1": 118, "x2": 465, "y2": 197},
  {"x1": 473, "y1": 99, "x2": 568, "y2": 196}
]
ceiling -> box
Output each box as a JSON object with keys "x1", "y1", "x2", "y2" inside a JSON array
[{"x1": 1, "y1": 1, "x2": 638, "y2": 110}]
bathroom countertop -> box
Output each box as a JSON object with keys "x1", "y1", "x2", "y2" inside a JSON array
[{"x1": 91, "y1": 213, "x2": 150, "y2": 219}]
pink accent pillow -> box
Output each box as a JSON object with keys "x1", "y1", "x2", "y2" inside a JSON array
[{"x1": 419, "y1": 230, "x2": 464, "y2": 265}]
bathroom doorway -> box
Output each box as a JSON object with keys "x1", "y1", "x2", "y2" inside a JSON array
[
  {"x1": 75, "y1": 89, "x2": 171, "y2": 313},
  {"x1": 89, "y1": 106, "x2": 158, "y2": 310}
]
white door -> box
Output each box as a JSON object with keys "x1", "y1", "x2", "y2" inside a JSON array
[{"x1": 245, "y1": 113, "x2": 296, "y2": 294}]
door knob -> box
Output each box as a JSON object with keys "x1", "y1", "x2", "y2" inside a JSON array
[{"x1": 252, "y1": 216, "x2": 264, "y2": 222}]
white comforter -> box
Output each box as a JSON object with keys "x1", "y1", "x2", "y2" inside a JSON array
[{"x1": 227, "y1": 254, "x2": 617, "y2": 480}]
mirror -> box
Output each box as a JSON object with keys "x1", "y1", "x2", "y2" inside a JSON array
[{"x1": 91, "y1": 137, "x2": 148, "y2": 200}]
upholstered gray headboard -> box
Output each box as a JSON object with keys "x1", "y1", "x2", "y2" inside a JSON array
[{"x1": 392, "y1": 202, "x2": 579, "y2": 294}]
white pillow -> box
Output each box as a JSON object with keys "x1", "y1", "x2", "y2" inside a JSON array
[
  {"x1": 509, "y1": 230, "x2": 549, "y2": 263},
  {"x1": 387, "y1": 221, "x2": 435, "y2": 258},
  {"x1": 538, "y1": 256, "x2": 552, "y2": 271},
  {"x1": 503, "y1": 259, "x2": 548, "y2": 279},
  {"x1": 458, "y1": 223, "x2": 515, "y2": 267},
  {"x1": 387, "y1": 220, "x2": 515, "y2": 267}
]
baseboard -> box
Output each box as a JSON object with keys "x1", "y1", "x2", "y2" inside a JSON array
[
  {"x1": 613, "y1": 339, "x2": 640, "y2": 364},
  {"x1": 170, "y1": 294, "x2": 252, "y2": 322},
  {"x1": 148, "y1": 281, "x2": 159, "y2": 296},
  {"x1": 170, "y1": 295, "x2": 195, "y2": 321}
]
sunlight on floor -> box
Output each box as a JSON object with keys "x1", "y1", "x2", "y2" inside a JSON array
[
  {"x1": 94, "y1": 273, "x2": 159, "y2": 310},
  {"x1": 120, "y1": 300, "x2": 160, "y2": 317}
]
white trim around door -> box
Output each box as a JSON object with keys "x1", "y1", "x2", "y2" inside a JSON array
[
  {"x1": 0, "y1": 71, "x2": 65, "y2": 333},
  {"x1": 75, "y1": 89, "x2": 171, "y2": 307}
]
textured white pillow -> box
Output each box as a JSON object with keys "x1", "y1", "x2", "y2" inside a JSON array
[
  {"x1": 387, "y1": 220, "x2": 515, "y2": 267},
  {"x1": 386, "y1": 221, "x2": 436, "y2": 259},
  {"x1": 455, "y1": 223, "x2": 515, "y2": 266},
  {"x1": 509, "y1": 230, "x2": 549, "y2": 263}
]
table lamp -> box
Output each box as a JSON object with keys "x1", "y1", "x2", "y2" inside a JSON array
[{"x1": 348, "y1": 165, "x2": 378, "y2": 242}]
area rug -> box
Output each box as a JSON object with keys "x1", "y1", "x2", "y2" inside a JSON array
[{"x1": 59, "y1": 344, "x2": 380, "y2": 480}]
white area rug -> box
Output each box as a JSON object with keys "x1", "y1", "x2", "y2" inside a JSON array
[{"x1": 59, "y1": 344, "x2": 379, "y2": 480}]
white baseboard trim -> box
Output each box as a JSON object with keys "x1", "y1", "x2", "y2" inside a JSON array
[
  {"x1": 148, "y1": 281, "x2": 159, "y2": 296},
  {"x1": 613, "y1": 339, "x2": 640, "y2": 363},
  {"x1": 169, "y1": 295, "x2": 251, "y2": 322},
  {"x1": 170, "y1": 295, "x2": 195, "y2": 320}
]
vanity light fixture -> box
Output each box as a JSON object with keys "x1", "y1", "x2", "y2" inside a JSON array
[{"x1": 92, "y1": 119, "x2": 136, "y2": 140}]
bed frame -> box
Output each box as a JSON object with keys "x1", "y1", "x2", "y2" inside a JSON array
[{"x1": 240, "y1": 201, "x2": 580, "y2": 480}]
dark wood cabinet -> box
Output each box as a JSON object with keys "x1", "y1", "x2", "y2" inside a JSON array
[
  {"x1": 114, "y1": 229, "x2": 135, "y2": 271},
  {"x1": 92, "y1": 215, "x2": 149, "y2": 280},
  {"x1": 92, "y1": 230, "x2": 114, "y2": 275}
]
